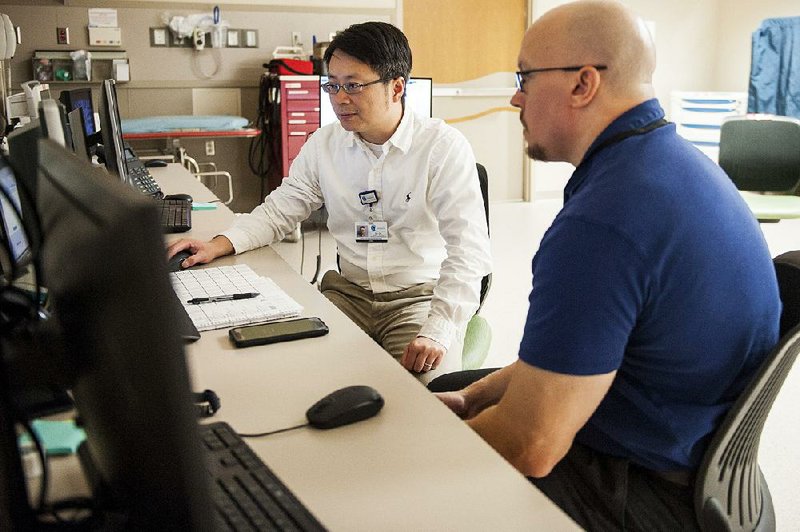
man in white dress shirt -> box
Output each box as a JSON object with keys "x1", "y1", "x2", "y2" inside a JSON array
[{"x1": 168, "y1": 22, "x2": 491, "y2": 381}]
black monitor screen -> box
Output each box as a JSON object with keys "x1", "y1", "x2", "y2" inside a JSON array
[
  {"x1": 27, "y1": 139, "x2": 212, "y2": 527},
  {"x1": 67, "y1": 108, "x2": 90, "y2": 161},
  {"x1": 59, "y1": 88, "x2": 96, "y2": 137},
  {"x1": 97, "y1": 79, "x2": 128, "y2": 182}
]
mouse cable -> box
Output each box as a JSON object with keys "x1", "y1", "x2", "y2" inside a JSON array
[{"x1": 238, "y1": 422, "x2": 309, "y2": 439}]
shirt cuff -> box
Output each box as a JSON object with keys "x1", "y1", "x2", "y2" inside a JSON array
[
  {"x1": 418, "y1": 315, "x2": 457, "y2": 352},
  {"x1": 218, "y1": 228, "x2": 251, "y2": 255}
]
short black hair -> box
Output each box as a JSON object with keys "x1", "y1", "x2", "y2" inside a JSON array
[{"x1": 323, "y1": 21, "x2": 412, "y2": 82}]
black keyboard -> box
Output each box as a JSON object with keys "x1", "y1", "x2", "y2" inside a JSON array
[
  {"x1": 200, "y1": 421, "x2": 326, "y2": 531},
  {"x1": 160, "y1": 198, "x2": 192, "y2": 233}
]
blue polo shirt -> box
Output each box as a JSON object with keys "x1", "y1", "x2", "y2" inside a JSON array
[{"x1": 518, "y1": 99, "x2": 780, "y2": 471}]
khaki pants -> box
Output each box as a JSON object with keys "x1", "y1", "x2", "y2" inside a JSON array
[{"x1": 320, "y1": 270, "x2": 463, "y2": 384}]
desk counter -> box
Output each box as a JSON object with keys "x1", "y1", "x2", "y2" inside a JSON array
[{"x1": 142, "y1": 165, "x2": 577, "y2": 530}]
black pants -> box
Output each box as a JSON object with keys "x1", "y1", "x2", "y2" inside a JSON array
[{"x1": 428, "y1": 370, "x2": 700, "y2": 532}]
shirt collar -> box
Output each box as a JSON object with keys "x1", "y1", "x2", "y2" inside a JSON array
[{"x1": 564, "y1": 99, "x2": 665, "y2": 201}]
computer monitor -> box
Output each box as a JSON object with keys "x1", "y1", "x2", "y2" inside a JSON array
[
  {"x1": 0, "y1": 156, "x2": 31, "y2": 279},
  {"x1": 0, "y1": 139, "x2": 211, "y2": 528},
  {"x1": 6, "y1": 120, "x2": 43, "y2": 261},
  {"x1": 59, "y1": 87, "x2": 96, "y2": 138},
  {"x1": 66, "y1": 108, "x2": 89, "y2": 161},
  {"x1": 319, "y1": 76, "x2": 433, "y2": 128},
  {"x1": 38, "y1": 99, "x2": 69, "y2": 150},
  {"x1": 97, "y1": 79, "x2": 128, "y2": 183}
]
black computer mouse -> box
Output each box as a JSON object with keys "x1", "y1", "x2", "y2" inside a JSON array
[
  {"x1": 167, "y1": 249, "x2": 193, "y2": 272},
  {"x1": 306, "y1": 385, "x2": 384, "y2": 429},
  {"x1": 144, "y1": 159, "x2": 169, "y2": 168},
  {"x1": 163, "y1": 193, "x2": 193, "y2": 203}
]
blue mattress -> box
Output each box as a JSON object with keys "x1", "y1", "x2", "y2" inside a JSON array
[{"x1": 121, "y1": 115, "x2": 250, "y2": 133}]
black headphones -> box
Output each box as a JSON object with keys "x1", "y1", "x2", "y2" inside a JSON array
[{"x1": 193, "y1": 389, "x2": 221, "y2": 418}]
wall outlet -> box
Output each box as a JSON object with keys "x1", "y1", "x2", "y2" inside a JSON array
[
  {"x1": 243, "y1": 29, "x2": 258, "y2": 48},
  {"x1": 150, "y1": 27, "x2": 168, "y2": 47},
  {"x1": 193, "y1": 28, "x2": 206, "y2": 51},
  {"x1": 57, "y1": 27, "x2": 69, "y2": 45},
  {"x1": 205, "y1": 140, "x2": 215, "y2": 156},
  {"x1": 226, "y1": 29, "x2": 240, "y2": 48}
]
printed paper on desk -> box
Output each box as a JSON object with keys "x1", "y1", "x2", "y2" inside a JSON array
[{"x1": 170, "y1": 265, "x2": 303, "y2": 332}]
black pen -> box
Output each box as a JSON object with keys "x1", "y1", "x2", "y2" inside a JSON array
[{"x1": 187, "y1": 292, "x2": 260, "y2": 305}]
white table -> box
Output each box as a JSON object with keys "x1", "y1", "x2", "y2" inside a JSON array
[{"x1": 53, "y1": 164, "x2": 577, "y2": 531}]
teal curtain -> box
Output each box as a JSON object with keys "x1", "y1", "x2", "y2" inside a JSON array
[{"x1": 748, "y1": 17, "x2": 800, "y2": 118}]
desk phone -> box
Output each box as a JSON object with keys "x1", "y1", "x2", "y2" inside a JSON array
[{"x1": 122, "y1": 142, "x2": 163, "y2": 197}]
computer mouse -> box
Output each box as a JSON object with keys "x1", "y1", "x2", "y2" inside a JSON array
[
  {"x1": 163, "y1": 193, "x2": 193, "y2": 203},
  {"x1": 167, "y1": 249, "x2": 193, "y2": 272},
  {"x1": 144, "y1": 159, "x2": 169, "y2": 168},
  {"x1": 306, "y1": 385, "x2": 384, "y2": 429}
]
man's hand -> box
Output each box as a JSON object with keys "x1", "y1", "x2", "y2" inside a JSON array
[
  {"x1": 435, "y1": 391, "x2": 470, "y2": 418},
  {"x1": 400, "y1": 336, "x2": 446, "y2": 373},
  {"x1": 166, "y1": 235, "x2": 234, "y2": 269}
]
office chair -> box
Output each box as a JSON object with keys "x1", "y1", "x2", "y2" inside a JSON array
[
  {"x1": 774, "y1": 250, "x2": 800, "y2": 337},
  {"x1": 693, "y1": 252, "x2": 800, "y2": 531},
  {"x1": 718, "y1": 114, "x2": 800, "y2": 222},
  {"x1": 461, "y1": 163, "x2": 493, "y2": 371}
]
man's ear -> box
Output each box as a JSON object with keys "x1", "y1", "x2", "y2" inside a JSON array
[
  {"x1": 390, "y1": 77, "x2": 406, "y2": 103},
  {"x1": 570, "y1": 67, "x2": 601, "y2": 108}
]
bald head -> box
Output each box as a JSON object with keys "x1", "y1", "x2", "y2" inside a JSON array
[{"x1": 525, "y1": 0, "x2": 655, "y2": 100}]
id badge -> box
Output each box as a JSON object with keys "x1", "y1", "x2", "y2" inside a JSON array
[{"x1": 355, "y1": 221, "x2": 388, "y2": 243}]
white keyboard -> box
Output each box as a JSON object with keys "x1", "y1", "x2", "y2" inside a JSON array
[{"x1": 170, "y1": 264, "x2": 303, "y2": 332}]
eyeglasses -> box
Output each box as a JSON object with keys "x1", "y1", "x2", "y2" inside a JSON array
[
  {"x1": 514, "y1": 65, "x2": 607, "y2": 93},
  {"x1": 321, "y1": 78, "x2": 386, "y2": 95}
]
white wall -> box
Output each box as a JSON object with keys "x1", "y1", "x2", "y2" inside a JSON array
[
  {"x1": 714, "y1": 0, "x2": 800, "y2": 92},
  {"x1": 529, "y1": 0, "x2": 800, "y2": 199}
]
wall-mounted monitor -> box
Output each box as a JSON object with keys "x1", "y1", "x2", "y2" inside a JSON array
[{"x1": 319, "y1": 76, "x2": 433, "y2": 128}]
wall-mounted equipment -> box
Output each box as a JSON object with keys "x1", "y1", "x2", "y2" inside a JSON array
[{"x1": 32, "y1": 50, "x2": 129, "y2": 83}]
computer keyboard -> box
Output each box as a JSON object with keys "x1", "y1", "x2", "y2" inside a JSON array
[
  {"x1": 171, "y1": 264, "x2": 303, "y2": 332},
  {"x1": 201, "y1": 421, "x2": 326, "y2": 531},
  {"x1": 160, "y1": 198, "x2": 192, "y2": 233}
]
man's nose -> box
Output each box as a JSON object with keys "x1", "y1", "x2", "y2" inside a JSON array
[
  {"x1": 332, "y1": 90, "x2": 351, "y2": 105},
  {"x1": 510, "y1": 90, "x2": 524, "y2": 109}
]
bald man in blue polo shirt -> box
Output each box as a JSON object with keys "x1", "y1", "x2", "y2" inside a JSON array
[{"x1": 434, "y1": 1, "x2": 781, "y2": 530}]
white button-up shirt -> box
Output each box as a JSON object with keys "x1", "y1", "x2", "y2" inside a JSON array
[{"x1": 222, "y1": 110, "x2": 492, "y2": 349}]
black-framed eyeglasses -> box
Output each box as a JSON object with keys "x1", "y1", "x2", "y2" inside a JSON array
[
  {"x1": 514, "y1": 65, "x2": 607, "y2": 93},
  {"x1": 321, "y1": 78, "x2": 387, "y2": 95}
]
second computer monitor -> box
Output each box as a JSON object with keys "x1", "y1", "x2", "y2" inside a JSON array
[
  {"x1": 97, "y1": 79, "x2": 128, "y2": 183},
  {"x1": 319, "y1": 76, "x2": 433, "y2": 128},
  {"x1": 58, "y1": 87, "x2": 97, "y2": 138}
]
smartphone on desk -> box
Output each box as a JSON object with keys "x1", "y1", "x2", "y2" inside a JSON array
[{"x1": 229, "y1": 317, "x2": 329, "y2": 348}]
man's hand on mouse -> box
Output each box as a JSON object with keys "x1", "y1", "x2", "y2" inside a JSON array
[
  {"x1": 166, "y1": 235, "x2": 235, "y2": 269},
  {"x1": 400, "y1": 336, "x2": 445, "y2": 373}
]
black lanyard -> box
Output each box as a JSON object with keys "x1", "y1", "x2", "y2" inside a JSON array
[
  {"x1": 581, "y1": 118, "x2": 669, "y2": 168},
  {"x1": 565, "y1": 118, "x2": 669, "y2": 202}
]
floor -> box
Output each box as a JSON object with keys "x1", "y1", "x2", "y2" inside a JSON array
[{"x1": 272, "y1": 200, "x2": 800, "y2": 528}]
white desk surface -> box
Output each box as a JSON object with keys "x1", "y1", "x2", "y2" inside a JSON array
[{"x1": 63, "y1": 165, "x2": 577, "y2": 530}]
